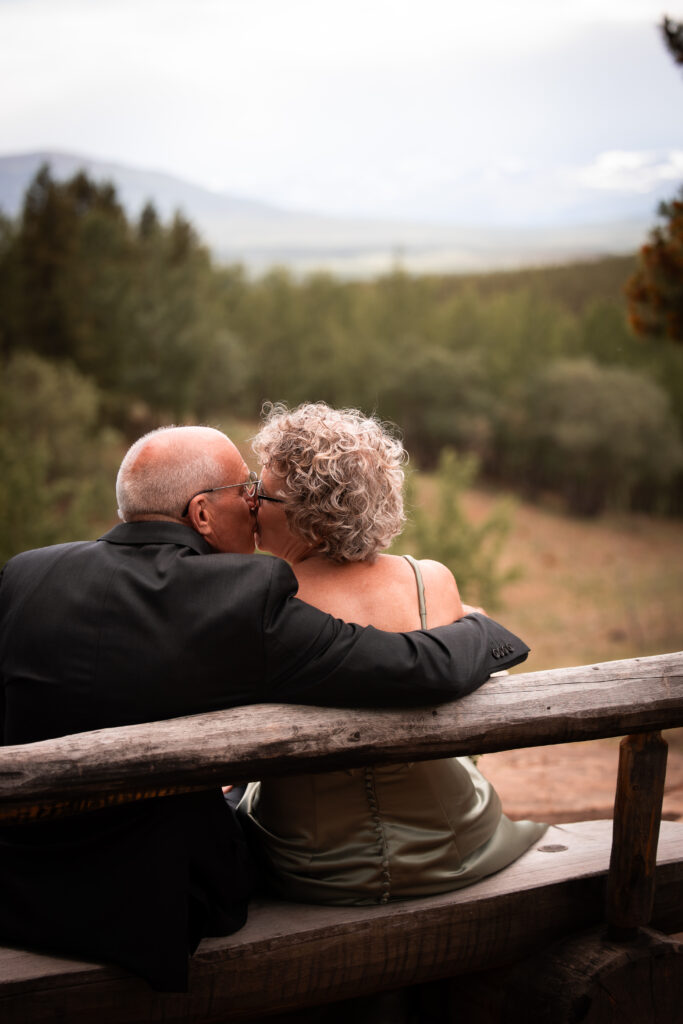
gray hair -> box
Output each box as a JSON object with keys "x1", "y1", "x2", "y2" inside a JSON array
[
  {"x1": 253, "y1": 402, "x2": 407, "y2": 563},
  {"x1": 116, "y1": 426, "x2": 228, "y2": 521}
]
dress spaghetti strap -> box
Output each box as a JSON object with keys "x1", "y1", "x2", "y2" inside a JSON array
[{"x1": 402, "y1": 555, "x2": 427, "y2": 628}]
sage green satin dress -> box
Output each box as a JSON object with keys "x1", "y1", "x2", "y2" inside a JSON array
[{"x1": 241, "y1": 558, "x2": 547, "y2": 906}]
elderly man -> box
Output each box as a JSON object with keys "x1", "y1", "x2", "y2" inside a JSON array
[{"x1": 0, "y1": 426, "x2": 529, "y2": 990}]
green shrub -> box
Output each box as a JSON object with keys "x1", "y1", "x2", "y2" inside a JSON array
[
  {"x1": 395, "y1": 449, "x2": 520, "y2": 610},
  {"x1": 0, "y1": 353, "x2": 122, "y2": 564},
  {"x1": 520, "y1": 359, "x2": 683, "y2": 515}
]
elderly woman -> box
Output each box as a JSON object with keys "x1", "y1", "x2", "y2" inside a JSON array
[{"x1": 240, "y1": 402, "x2": 545, "y2": 906}]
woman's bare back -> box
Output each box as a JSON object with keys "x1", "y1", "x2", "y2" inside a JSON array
[{"x1": 292, "y1": 553, "x2": 463, "y2": 631}]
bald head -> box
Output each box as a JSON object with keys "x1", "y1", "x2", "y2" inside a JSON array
[{"x1": 116, "y1": 426, "x2": 239, "y2": 522}]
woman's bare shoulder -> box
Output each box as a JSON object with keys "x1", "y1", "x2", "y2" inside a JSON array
[
  {"x1": 413, "y1": 558, "x2": 464, "y2": 624},
  {"x1": 293, "y1": 553, "x2": 420, "y2": 629},
  {"x1": 292, "y1": 552, "x2": 463, "y2": 629}
]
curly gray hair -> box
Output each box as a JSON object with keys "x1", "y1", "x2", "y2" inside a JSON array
[{"x1": 252, "y1": 402, "x2": 407, "y2": 563}]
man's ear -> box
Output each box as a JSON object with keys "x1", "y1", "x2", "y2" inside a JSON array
[{"x1": 188, "y1": 496, "x2": 212, "y2": 538}]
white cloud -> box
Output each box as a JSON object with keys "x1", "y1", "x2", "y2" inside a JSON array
[{"x1": 572, "y1": 151, "x2": 683, "y2": 193}]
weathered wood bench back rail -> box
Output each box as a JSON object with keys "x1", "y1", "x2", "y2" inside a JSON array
[{"x1": 1, "y1": 651, "x2": 682, "y2": 1022}]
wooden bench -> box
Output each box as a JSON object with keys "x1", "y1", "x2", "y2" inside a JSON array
[{"x1": 1, "y1": 651, "x2": 682, "y2": 1022}]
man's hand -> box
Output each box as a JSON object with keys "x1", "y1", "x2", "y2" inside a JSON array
[{"x1": 462, "y1": 603, "x2": 486, "y2": 616}]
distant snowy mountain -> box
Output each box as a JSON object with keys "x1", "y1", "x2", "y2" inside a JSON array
[{"x1": 0, "y1": 151, "x2": 649, "y2": 277}]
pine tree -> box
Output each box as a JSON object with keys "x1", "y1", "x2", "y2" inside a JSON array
[
  {"x1": 625, "y1": 188, "x2": 683, "y2": 344},
  {"x1": 624, "y1": 18, "x2": 683, "y2": 344},
  {"x1": 662, "y1": 16, "x2": 683, "y2": 67}
]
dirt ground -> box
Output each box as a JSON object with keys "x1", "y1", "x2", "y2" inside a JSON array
[
  {"x1": 461, "y1": 488, "x2": 683, "y2": 672},
  {"x1": 481, "y1": 731, "x2": 683, "y2": 824},
  {"x1": 456, "y1": 491, "x2": 683, "y2": 827}
]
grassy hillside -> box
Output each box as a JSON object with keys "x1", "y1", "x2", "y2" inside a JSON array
[{"x1": 460, "y1": 488, "x2": 683, "y2": 671}]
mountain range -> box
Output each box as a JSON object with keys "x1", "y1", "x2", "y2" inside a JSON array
[{"x1": 0, "y1": 151, "x2": 650, "y2": 277}]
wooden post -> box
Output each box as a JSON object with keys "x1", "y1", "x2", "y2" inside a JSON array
[{"x1": 606, "y1": 730, "x2": 668, "y2": 938}]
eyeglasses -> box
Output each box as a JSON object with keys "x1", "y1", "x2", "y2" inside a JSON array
[
  {"x1": 182, "y1": 471, "x2": 259, "y2": 517},
  {"x1": 256, "y1": 479, "x2": 287, "y2": 504}
]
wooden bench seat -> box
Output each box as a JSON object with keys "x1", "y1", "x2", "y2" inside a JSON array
[
  {"x1": 2, "y1": 820, "x2": 683, "y2": 1023},
  {"x1": 1, "y1": 652, "x2": 682, "y2": 1021}
]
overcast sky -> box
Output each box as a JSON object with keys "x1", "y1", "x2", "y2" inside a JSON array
[{"x1": 1, "y1": 0, "x2": 681, "y2": 224}]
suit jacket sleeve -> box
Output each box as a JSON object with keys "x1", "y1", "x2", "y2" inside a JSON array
[{"x1": 259, "y1": 559, "x2": 529, "y2": 707}]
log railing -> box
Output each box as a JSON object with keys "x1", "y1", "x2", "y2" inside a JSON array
[{"x1": 1, "y1": 652, "x2": 681, "y2": 824}]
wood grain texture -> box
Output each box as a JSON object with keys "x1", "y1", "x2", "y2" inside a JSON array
[
  {"x1": 607, "y1": 732, "x2": 668, "y2": 934},
  {"x1": 1, "y1": 821, "x2": 682, "y2": 1023},
  {"x1": 453, "y1": 926, "x2": 683, "y2": 1023},
  {"x1": 1, "y1": 652, "x2": 681, "y2": 820}
]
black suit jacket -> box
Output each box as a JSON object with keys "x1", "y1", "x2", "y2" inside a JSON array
[{"x1": 0, "y1": 522, "x2": 529, "y2": 988}]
